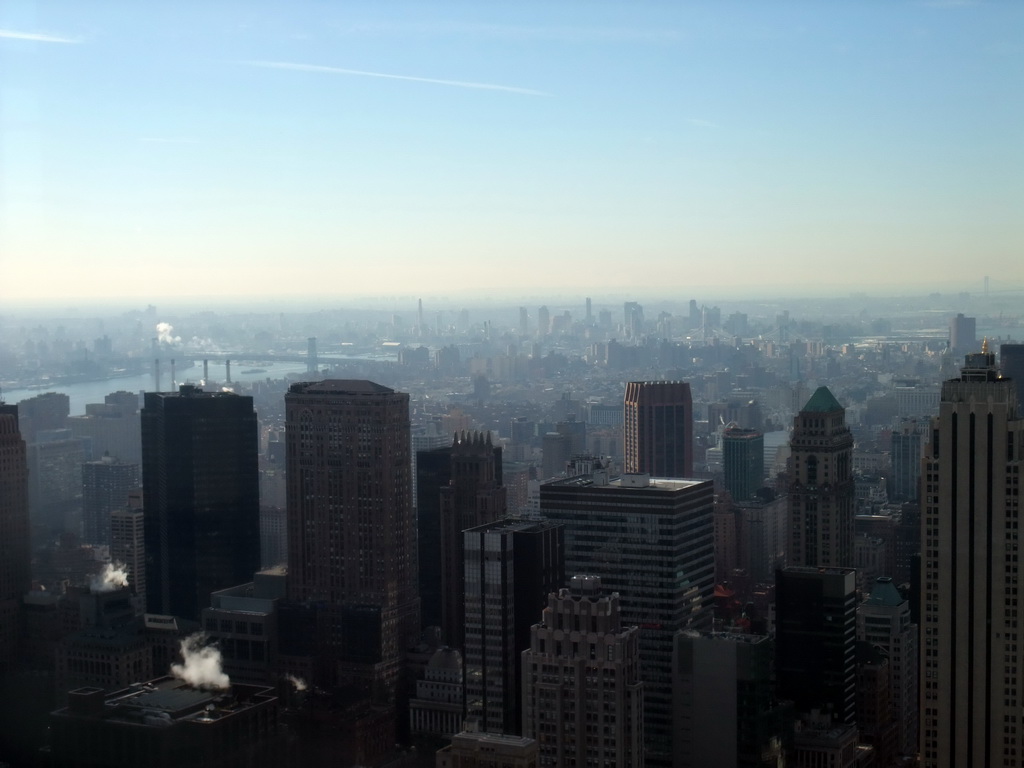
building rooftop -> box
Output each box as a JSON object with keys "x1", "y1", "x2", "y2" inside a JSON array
[
  {"x1": 863, "y1": 576, "x2": 905, "y2": 608},
  {"x1": 546, "y1": 474, "x2": 705, "y2": 492},
  {"x1": 63, "y1": 675, "x2": 278, "y2": 726},
  {"x1": 288, "y1": 379, "x2": 394, "y2": 395},
  {"x1": 801, "y1": 386, "x2": 844, "y2": 413}
]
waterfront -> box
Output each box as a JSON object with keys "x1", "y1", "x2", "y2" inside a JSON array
[{"x1": 2, "y1": 362, "x2": 312, "y2": 415}]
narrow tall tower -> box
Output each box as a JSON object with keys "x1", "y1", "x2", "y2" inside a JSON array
[
  {"x1": 788, "y1": 386, "x2": 854, "y2": 568},
  {"x1": 623, "y1": 381, "x2": 694, "y2": 479},
  {"x1": 286, "y1": 380, "x2": 419, "y2": 697},
  {"x1": 141, "y1": 385, "x2": 259, "y2": 620},
  {"x1": 439, "y1": 432, "x2": 506, "y2": 649},
  {"x1": 462, "y1": 518, "x2": 564, "y2": 736},
  {"x1": 0, "y1": 404, "x2": 30, "y2": 673},
  {"x1": 921, "y1": 345, "x2": 1024, "y2": 767}
]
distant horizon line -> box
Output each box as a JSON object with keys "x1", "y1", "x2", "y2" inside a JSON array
[{"x1": 2, "y1": 284, "x2": 1022, "y2": 314}]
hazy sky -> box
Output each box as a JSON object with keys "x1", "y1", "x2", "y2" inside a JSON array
[{"x1": 1, "y1": 1, "x2": 1022, "y2": 304}]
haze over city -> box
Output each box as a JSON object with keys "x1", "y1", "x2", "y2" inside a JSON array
[
  {"x1": 2, "y1": 0, "x2": 1022, "y2": 304},
  {"x1": 3, "y1": 3, "x2": 1024, "y2": 768}
]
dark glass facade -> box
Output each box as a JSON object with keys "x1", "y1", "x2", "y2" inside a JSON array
[{"x1": 142, "y1": 385, "x2": 259, "y2": 620}]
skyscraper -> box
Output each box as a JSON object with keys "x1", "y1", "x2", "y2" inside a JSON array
[
  {"x1": 439, "y1": 432, "x2": 506, "y2": 649},
  {"x1": 1001, "y1": 343, "x2": 1024, "y2": 414},
  {"x1": 82, "y1": 456, "x2": 140, "y2": 546},
  {"x1": 623, "y1": 381, "x2": 694, "y2": 479},
  {"x1": 110, "y1": 492, "x2": 146, "y2": 612},
  {"x1": 788, "y1": 386, "x2": 855, "y2": 568},
  {"x1": 673, "y1": 632, "x2": 792, "y2": 768},
  {"x1": 522, "y1": 575, "x2": 644, "y2": 767},
  {"x1": 141, "y1": 385, "x2": 260, "y2": 620},
  {"x1": 67, "y1": 391, "x2": 142, "y2": 466},
  {"x1": 948, "y1": 313, "x2": 976, "y2": 358},
  {"x1": 285, "y1": 380, "x2": 419, "y2": 697},
  {"x1": 462, "y1": 518, "x2": 564, "y2": 735},
  {"x1": 0, "y1": 404, "x2": 30, "y2": 673},
  {"x1": 859, "y1": 576, "x2": 918, "y2": 758},
  {"x1": 540, "y1": 472, "x2": 714, "y2": 766},
  {"x1": 722, "y1": 425, "x2": 764, "y2": 501},
  {"x1": 775, "y1": 566, "x2": 857, "y2": 726},
  {"x1": 921, "y1": 345, "x2": 1024, "y2": 767},
  {"x1": 890, "y1": 419, "x2": 925, "y2": 504}
]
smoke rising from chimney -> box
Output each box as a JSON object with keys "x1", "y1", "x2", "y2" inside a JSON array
[
  {"x1": 171, "y1": 633, "x2": 230, "y2": 690},
  {"x1": 285, "y1": 673, "x2": 308, "y2": 691},
  {"x1": 156, "y1": 322, "x2": 181, "y2": 344},
  {"x1": 90, "y1": 562, "x2": 129, "y2": 593}
]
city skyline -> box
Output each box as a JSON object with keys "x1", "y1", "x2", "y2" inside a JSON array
[{"x1": 2, "y1": 1, "x2": 1022, "y2": 303}]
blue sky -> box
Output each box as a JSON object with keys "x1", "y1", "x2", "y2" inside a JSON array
[{"x1": 1, "y1": 1, "x2": 1022, "y2": 303}]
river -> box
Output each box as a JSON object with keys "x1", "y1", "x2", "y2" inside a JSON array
[{"x1": 2, "y1": 361, "x2": 312, "y2": 416}]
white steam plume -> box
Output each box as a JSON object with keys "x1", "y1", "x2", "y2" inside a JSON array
[
  {"x1": 285, "y1": 673, "x2": 308, "y2": 691},
  {"x1": 171, "y1": 633, "x2": 230, "y2": 690},
  {"x1": 156, "y1": 322, "x2": 181, "y2": 344},
  {"x1": 90, "y1": 562, "x2": 129, "y2": 593}
]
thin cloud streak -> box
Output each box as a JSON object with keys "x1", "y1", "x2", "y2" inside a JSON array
[
  {"x1": 241, "y1": 60, "x2": 548, "y2": 96},
  {"x1": 0, "y1": 29, "x2": 80, "y2": 44}
]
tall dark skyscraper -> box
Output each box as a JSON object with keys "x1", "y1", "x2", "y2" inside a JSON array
[
  {"x1": 0, "y1": 404, "x2": 30, "y2": 674},
  {"x1": 775, "y1": 566, "x2": 857, "y2": 726},
  {"x1": 722, "y1": 425, "x2": 764, "y2": 501},
  {"x1": 141, "y1": 385, "x2": 259, "y2": 620},
  {"x1": 416, "y1": 433, "x2": 505, "y2": 643},
  {"x1": 439, "y1": 433, "x2": 505, "y2": 649},
  {"x1": 286, "y1": 380, "x2": 419, "y2": 697},
  {"x1": 462, "y1": 518, "x2": 563, "y2": 736},
  {"x1": 921, "y1": 345, "x2": 1024, "y2": 767},
  {"x1": 624, "y1": 380, "x2": 694, "y2": 479},
  {"x1": 788, "y1": 386, "x2": 855, "y2": 568}
]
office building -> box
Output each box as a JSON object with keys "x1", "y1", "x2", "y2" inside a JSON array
[
  {"x1": 463, "y1": 518, "x2": 564, "y2": 735},
  {"x1": 624, "y1": 381, "x2": 694, "y2": 479},
  {"x1": 28, "y1": 429, "x2": 87, "y2": 534},
  {"x1": 16, "y1": 391, "x2": 69, "y2": 443},
  {"x1": 541, "y1": 473, "x2": 714, "y2": 767},
  {"x1": 890, "y1": 420, "x2": 925, "y2": 503},
  {"x1": 673, "y1": 632, "x2": 792, "y2": 768},
  {"x1": 921, "y1": 344, "x2": 1024, "y2": 767},
  {"x1": 436, "y1": 730, "x2": 539, "y2": 768},
  {"x1": 50, "y1": 677, "x2": 279, "y2": 768},
  {"x1": 200, "y1": 572, "x2": 282, "y2": 685},
  {"x1": 1002, "y1": 343, "x2": 1024, "y2": 414},
  {"x1": 948, "y1": 313, "x2": 976, "y2": 358},
  {"x1": 286, "y1": 380, "x2": 419, "y2": 697},
  {"x1": 788, "y1": 387, "x2": 855, "y2": 569},
  {"x1": 68, "y1": 391, "x2": 142, "y2": 466},
  {"x1": 0, "y1": 404, "x2": 30, "y2": 673},
  {"x1": 110, "y1": 492, "x2": 146, "y2": 612},
  {"x1": 540, "y1": 431, "x2": 573, "y2": 481},
  {"x1": 715, "y1": 491, "x2": 788, "y2": 587},
  {"x1": 859, "y1": 576, "x2": 917, "y2": 758},
  {"x1": 775, "y1": 566, "x2": 857, "y2": 726},
  {"x1": 722, "y1": 426, "x2": 764, "y2": 501},
  {"x1": 439, "y1": 432, "x2": 506, "y2": 649},
  {"x1": 142, "y1": 385, "x2": 260, "y2": 620},
  {"x1": 82, "y1": 456, "x2": 140, "y2": 546},
  {"x1": 522, "y1": 575, "x2": 644, "y2": 768}
]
